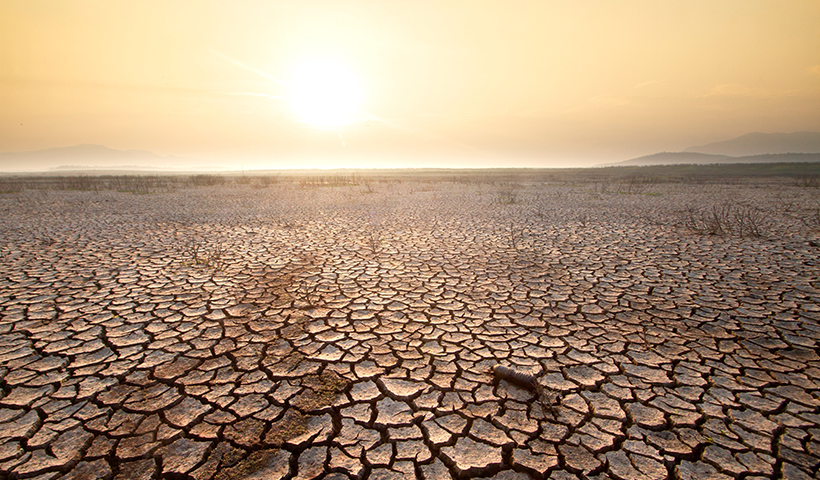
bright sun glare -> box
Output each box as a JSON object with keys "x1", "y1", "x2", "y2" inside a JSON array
[{"x1": 288, "y1": 59, "x2": 361, "y2": 128}]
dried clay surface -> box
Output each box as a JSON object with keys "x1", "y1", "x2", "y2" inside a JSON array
[{"x1": 0, "y1": 178, "x2": 819, "y2": 480}]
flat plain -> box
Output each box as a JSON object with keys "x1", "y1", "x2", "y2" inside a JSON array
[{"x1": 1, "y1": 171, "x2": 819, "y2": 480}]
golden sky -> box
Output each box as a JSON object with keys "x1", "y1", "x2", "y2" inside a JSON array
[{"x1": 2, "y1": 0, "x2": 819, "y2": 169}]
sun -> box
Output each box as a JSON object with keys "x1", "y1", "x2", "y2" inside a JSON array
[{"x1": 287, "y1": 59, "x2": 361, "y2": 128}]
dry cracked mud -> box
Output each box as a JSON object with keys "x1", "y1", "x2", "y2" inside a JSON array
[{"x1": 0, "y1": 177, "x2": 819, "y2": 479}]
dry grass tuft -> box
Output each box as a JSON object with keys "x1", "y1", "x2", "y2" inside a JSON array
[
  {"x1": 265, "y1": 409, "x2": 308, "y2": 447},
  {"x1": 291, "y1": 370, "x2": 349, "y2": 412}
]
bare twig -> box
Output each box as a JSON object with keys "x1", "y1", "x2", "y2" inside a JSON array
[{"x1": 681, "y1": 203, "x2": 767, "y2": 237}]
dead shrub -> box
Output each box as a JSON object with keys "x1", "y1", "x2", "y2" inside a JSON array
[
  {"x1": 801, "y1": 205, "x2": 820, "y2": 230},
  {"x1": 493, "y1": 187, "x2": 519, "y2": 205},
  {"x1": 681, "y1": 203, "x2": 767, "y2": 237},
  {"x1": 181, "y1": 238, "x2": 226, "y2": 270}
]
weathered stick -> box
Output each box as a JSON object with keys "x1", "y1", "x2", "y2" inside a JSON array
[
  {"x1": 492, "y1": 364, "x2": 539, "y2": 390},
  {"x1": 492, "y1": 364, "x2": 559, "y2": 419}
]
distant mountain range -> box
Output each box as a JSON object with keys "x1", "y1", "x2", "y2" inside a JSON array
[
  {"x1": 613, "y1": 152, "x2": 820, "y2": 167},
  {"x1": 609, "y1": 131, "x2": 820, "y2": 167},
  {"x1": 0, "y1": 144, "x2": 201, "y2": 172},
  {"x1": 5, "y1": 133, "x2": 820, "y2": 171},
  {"x1": 684, "y1": 131, "x2": 820, "y2": 156}
]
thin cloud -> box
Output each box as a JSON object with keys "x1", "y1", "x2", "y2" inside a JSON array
[
  {"x1": 209, "y1": 50, "x2": 289, "y2": 86},
  {"x1": 584, "y1": 95, "x2": 631, "y2": 108},
  {"x1": 355, "y1": 111, "x2": 485, "y2": 155},
  {"x1": 704, "y1": 83, "x2": 783, "y2": 98},
  {"x1": 634, "y1": 80, "x2": 663, "y2": 89},
  {"x1": 808, "y1": 64, "x2": 820, "y2": 76},
  {"x1": 216, "y1": 91, "x2": 284, "y2": 99}
]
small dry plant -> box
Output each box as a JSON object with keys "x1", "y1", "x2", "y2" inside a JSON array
[
  {"x1": 800, "y1": 204, "x2": 820, "y2": 230},
  {"x1": 681, "y1": 203, "x2": 767, "y2": 237},
  {"x1": 503, "y1": 221, "x2": 527, "y2": 252},
  {"x1": 365, "y1": 226, "x2": 381, "y2": 256},
  {"x1": 293, "y1": 279, "x2": 327, "y2": 309},
  {"x1": 615, "y1": 175, "x2": 650, "y2": 194},
  {"x1": 493, "y1": 187, "x2": 519, "y2": 205},
  {"x1": 181, "y1": 238, "x2": 226, "y2": 270},
  {"x1": 794, "y1": 175, "x2": 820, "y2": 188}
]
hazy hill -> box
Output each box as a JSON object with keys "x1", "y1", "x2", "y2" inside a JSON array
[
  {"x1": 604, "y1": 131, "x2": 820, "y2": 167},
  {"x1": 0, "y1": 144, "x2": 195, "y2": 172},
  {"x1": 684, "y1": 131, "x2": 820, "y2": 156},
  {"x1": 613, "y1": 152, "x2": 731, "y2": 166},
  {"x1": 608, "y1": 152, "x2": 820, "y2": 167}
]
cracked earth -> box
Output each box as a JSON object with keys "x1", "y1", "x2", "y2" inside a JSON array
[{"x1": 0, "y1": 178, "x2": 819, "y2": 480}]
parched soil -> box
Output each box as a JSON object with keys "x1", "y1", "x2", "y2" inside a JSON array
[{"x1": 0, "y1": 177, "x2": 819, "y2": 479}]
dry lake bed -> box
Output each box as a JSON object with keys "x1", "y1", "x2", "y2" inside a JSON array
[{"x1": 0, "y1": 173, "x2": 819, "y2": 480}]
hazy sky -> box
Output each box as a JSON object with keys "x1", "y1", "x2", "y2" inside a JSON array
[{"x1": 2, "y1": 1, "x2": 819, "y2": 169}]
